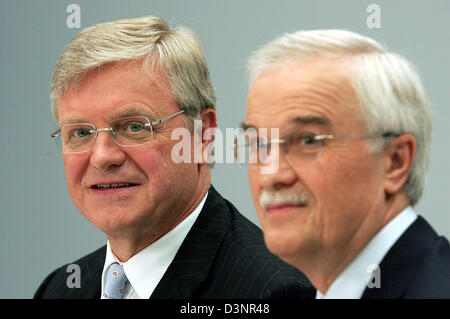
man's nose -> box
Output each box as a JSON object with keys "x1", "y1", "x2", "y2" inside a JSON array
[
  {"x1": 89, "y1": 131, "x2": 126, "y2": 170},
  {"x1": 257, "y1": 147, "x2": 298, "y2": 190}
]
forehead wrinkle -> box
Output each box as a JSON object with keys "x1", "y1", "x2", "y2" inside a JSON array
[
  {"x1": 283, "y1": 73, "x2": 356, "y2": 110},
  {"x1": 247, "y1": 78, "x2": 357, "y2": 129},
  {"x1": 290, "y1": 115, "x2": 331, "y2": 126}
]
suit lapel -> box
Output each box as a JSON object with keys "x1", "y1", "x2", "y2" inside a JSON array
[
  {"x1": 82, "y1": 247, "x2": 105, "y2": 298},
  {"x1": 361, "y1": 216, "x2": 438, "y2": 298},
  {"x1": 64, "y1": 246, "x2": 105, "y2": 299},
  {"x1": 151, "y1": 186, "x2": 231, "y2": 298}
]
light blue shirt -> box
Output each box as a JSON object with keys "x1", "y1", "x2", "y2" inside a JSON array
[{"x1": 316, "y1": 206, "x2": 417, "y2": 299}]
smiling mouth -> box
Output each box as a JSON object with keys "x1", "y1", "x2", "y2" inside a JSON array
[{"x1": 91, "y1": 183, "x2": 138, "y2": 189}]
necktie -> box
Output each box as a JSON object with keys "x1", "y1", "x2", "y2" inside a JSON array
[{"x1": 102, "y1": 262, "x2": 128, "y2": 299}]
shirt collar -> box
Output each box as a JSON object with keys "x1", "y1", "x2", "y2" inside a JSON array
[
  {"x1": 316, "y1": 206, "x2": 417, "y2": 299},
  {"x1": 101, "y1": 190, "x2": 208, "y2": 299}
]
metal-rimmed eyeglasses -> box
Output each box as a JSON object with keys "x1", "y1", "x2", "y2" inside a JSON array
[
  {"x1": 233, "y1": 131, "x2": 400, "y2": 168},
  {"x1": 51, "y1": 109, "x2": 185, "y2": 154}
]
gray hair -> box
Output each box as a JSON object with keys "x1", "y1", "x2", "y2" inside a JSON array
[
  {"x1": 51, "y1": 16, "x2": 216, "y2": 129},
  {"x1": 247, "y1": 29, "x2": 432, "y2": 206}
]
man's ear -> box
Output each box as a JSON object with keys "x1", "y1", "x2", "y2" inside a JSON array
[
  {"x1": 196, "y1": 108, "x2": 217, "y2": 165},
  {"x1": 200, "y1": 108, "x2": 217, "y2": 137},
  {"x1": 384, "y1": 133, "x2": 416, "y2": 195}
]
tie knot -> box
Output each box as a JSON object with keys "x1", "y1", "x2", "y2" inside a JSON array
[{"x1": 102, "y1": 262, "x2": 128, "y2": 299}]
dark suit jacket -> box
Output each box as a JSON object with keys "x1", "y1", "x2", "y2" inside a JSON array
[
  {"x1": 362, "y1": 215, "x2": 450, "y2": 299},
  {"x1": 34, "y1": 186, "x2": 315, "y2": 299}
]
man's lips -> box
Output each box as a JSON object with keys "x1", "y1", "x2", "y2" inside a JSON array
[
  {"x1": 88, "y1": 181, "x2": 140, "y2": 190},
  {"x1": 91, "y1": 183, "x2": 137, "y2": 189},
  {"x1": 264, "y1": 203, "x2": 307, "y2": 214}
]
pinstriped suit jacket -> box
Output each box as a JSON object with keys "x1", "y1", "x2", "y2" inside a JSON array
[{"x1": 34, "y1": 186, "x2": 315, "y2": 299}]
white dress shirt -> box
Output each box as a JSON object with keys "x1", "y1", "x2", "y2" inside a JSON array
[
  {"x1": 101, "y1": 191, "x2": 208, "y2": 299},
  {"x1": 316, "y1": 206, "x2": 418, "y2": 299}
]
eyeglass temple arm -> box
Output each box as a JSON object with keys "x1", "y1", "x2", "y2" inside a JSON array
[
  {"x1": 150, "y1": 109, "x2": 186, "y2": 126},
  {"x1": 323, "y1": 131, "x2": 400, "y2": 140},
  {"x1": 51, "y1": 129, "x2": 61, "y2": 138}
]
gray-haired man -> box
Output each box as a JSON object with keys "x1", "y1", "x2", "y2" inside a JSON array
[{"x1": 240, "y1": 29, "x2": 450, "y2": 298}]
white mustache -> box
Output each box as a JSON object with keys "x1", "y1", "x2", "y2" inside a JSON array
[{"x1": 259, "y1": 189, "x2": 309, "y2": 209}]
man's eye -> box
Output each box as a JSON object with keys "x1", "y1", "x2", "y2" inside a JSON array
[
  {"x1": 117, "y1": 120, "x2": 147, "y2": 133},
  {"x1": 127, "y1": 123, "x2": 145, "y2": 132},
  {"x1": 301, "y1": 135, "x2": 318, "y2": 146},
  {"x1": 289, "y1": 134, "x2": 319, "y2": 148},
  {"x1": 73, "y1": 128, "x2": 91, "y2": 138}
]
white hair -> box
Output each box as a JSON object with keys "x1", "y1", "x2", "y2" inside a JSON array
[{"x1": 247, "y1": 29, "x2": 432, "y2": 206}]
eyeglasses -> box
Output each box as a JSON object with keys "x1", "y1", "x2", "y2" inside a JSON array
[
  {"x1": 51, "y1": 109, "x2": 186, "y2": 153},
  {"x1": 233, "y1": 131, "x2": 399, "y2": 168}
]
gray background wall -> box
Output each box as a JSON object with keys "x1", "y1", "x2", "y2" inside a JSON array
[{"x1": 0, "y1": 0, "x2": 448, "y2": 298}]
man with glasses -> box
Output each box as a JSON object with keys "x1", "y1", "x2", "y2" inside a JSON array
[
  {"x1": 238, "y1": 29, "x2": 450, "y2": 298},
  {"x1": 34, "y1": 16, "x2": 314, "y2": 299}
]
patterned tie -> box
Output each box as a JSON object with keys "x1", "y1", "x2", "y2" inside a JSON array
[{"x1": 102, "y1": 262, "x2": 128, "y2": 299}]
